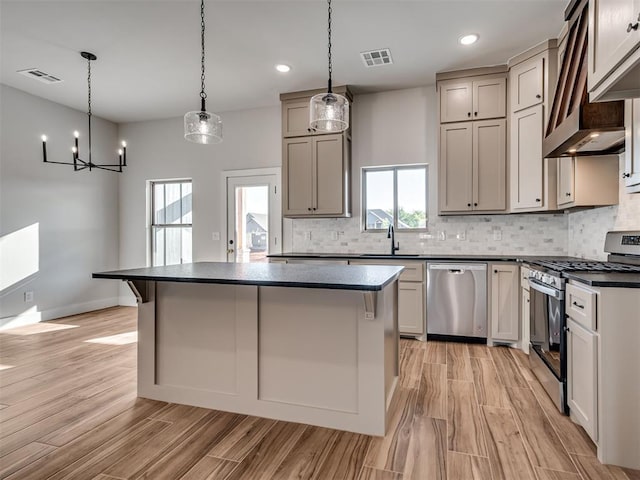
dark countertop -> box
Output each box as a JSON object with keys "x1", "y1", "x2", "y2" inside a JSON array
[
  {"x1": 563, "y1": 272, "x2": 640, "y2": 288},
  {"x1": 268, "y1": 252, "x2": 582, "y2": 264},
  {"x1": 93, "y1": 262, "x2": 404, "y2": 292}
]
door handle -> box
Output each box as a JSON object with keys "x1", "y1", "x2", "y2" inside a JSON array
[
  {"x1": 572, "y1": 301, "x2": 584, "y2": 309},
  {"x1": 628, "y1": 21, "x2": 639, "y2": 32},
  {"x1": 227, "y1": 248, "x2": 235, "y2": 254}
]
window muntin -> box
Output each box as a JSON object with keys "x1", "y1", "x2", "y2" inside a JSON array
[
  {"x1": 362, "y1": 165, "x2": 428, "y2": 231},
  {"x1": 151, "y1": 180, "x2": 193, "y2": 266}
]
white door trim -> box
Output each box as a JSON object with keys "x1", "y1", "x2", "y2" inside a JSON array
[{"x1": 221, "y1": 167, "x2": 282, "y2": 262}]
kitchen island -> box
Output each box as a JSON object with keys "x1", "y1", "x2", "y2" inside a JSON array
[{"x1": 93, "y1": 262, "x2": 402, "y2": 436}]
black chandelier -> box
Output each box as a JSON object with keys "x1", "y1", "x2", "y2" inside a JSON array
[{"x1": 41, "y1": 51, "x2": 127, "y2": 172}]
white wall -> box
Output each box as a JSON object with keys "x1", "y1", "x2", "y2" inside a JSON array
[
  {"x1": 292, "y1": 87, "x2": 569, "y2": 256},
  {"x1": 0, "y1": 85, "x2": 120, "y2": 328},
  {"x1": 568, "y1": 155, "x2": 640, "y2": 260},
  {"x1": 117, "y1": 105, "x2": 282, "y2": 278}
]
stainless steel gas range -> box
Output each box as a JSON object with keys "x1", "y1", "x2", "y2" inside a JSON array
[{"x1": 528, "y1": 230, "x2": 640, "y2": 414}]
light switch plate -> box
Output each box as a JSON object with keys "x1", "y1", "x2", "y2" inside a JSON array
[{"x1": 24, "y1": 291, "x2": 34, "y2": 302}]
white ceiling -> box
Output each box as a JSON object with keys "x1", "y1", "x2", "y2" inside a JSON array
[{"x1": 0, "y1": 0, "x2": 567, "y2": 123}]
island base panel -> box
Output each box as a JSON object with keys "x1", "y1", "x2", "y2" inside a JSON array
[{"x1": 134, "y1": 281, "x2": 399, "y2": 436}]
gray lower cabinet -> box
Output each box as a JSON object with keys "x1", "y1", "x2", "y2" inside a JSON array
[{"x1": 489, "y1": 263, "x2": 520, "y2": 343}]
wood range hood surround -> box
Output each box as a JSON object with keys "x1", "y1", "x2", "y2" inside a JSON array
[{"x1": 543, "y1": 0, "x2": 625, "y2": 158}]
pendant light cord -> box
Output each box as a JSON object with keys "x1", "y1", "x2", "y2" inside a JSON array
[
  {"x1": 327, "y1": 0, "x2": 333, "y2": 93},
  {"x1": 200, "y1": 0, "x2": 207, "y2": 112},
  {"x1": 87, "y1": 55, "x2": 92, "y2": 163}
]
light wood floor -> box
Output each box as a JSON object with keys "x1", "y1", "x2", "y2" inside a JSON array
[{"x1": 1, "y1": 306, "x2": 638, "y2": 480}]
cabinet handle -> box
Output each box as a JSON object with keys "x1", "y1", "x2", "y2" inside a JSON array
[
  {"x1": 473, "y1": 202, "x2": 478, "y2": 206},
  {"x1": 622, "y1": 172, "x2": 631, "y2": 178},
  {"x1": 474, "y1": 112, "x2": 478, "y2": 116},
  {"x1": 628, "y1": 22, "x2": 639, "y2": 32},
  {"x1": 308, "y1": 207, "x2": 312, "y2": 211},
  {"x1": 535, "y1": 198, "x2": 541, "y2": 202},
  {"x1": 565, "y1": 326, "x2": 570, "y2": 333},
  {"x1": 536, "y1": 94, "x2": 542, "y2": 99},
  {"x1": 467, "y1": 112, "x2": 471, "y2": 117},
  {"x1": 312, "y1": 208, "x2": 317, "y2": 211},
  {"x1": 572, "y1": 301, "x2": 585, "y2": 310},
  {"x1": 566, "y1": 192, "x2": 571, "y2": 196},
  {"x1": 467, "y1": 203, "x2": 471, "y2": 207},
  {"x1": 494, "y1": 269, "x2": 498, "y2": 274}
]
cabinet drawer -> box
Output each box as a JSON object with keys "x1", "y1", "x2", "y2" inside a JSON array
[
  {"x1": 566, "y1": 283, "x2": 597, "y2": 330},
  {"x1": 350, "y1": 260, "x2": 424, "y2": 282}
]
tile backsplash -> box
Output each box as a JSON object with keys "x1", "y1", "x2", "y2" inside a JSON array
[
  {"x1": 568, "y1": 157, "x2": 640, "y2": 260},
  {"x1": 289, "y1": 157, "x2": 639, "y2": 260},
  {"x1": 291, "y1": 213, "x2": 568, "y2": 256}
]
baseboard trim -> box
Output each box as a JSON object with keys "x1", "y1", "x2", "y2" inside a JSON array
[{"x1": 0, "y1": 296, "x2": 125, "y2": 330}]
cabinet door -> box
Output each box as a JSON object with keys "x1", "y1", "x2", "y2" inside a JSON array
[
  {"x1": 625, "y1": 98, "x2": 640, "y2": 191},
  {"x1": 510, "y1": 57, "x2": 544, "y2": 112},
  {"x1": 313, "y1": 134, "x2": 345, "y2": 215},
  {"x1": 511, "y1": 105, "x2": 544, "y2": 209},
  {"x1": 398, "y1": 281, "x2": 425, "y2": 335},
  {"x1": 283, "y1": 137, "x2": 313, "y2": 215},
  {"x1": 588, "y1": 0, "x2": 640, "y2": 91},
  {"x1": 521, "y1": 288, "x2": 530, "y2": 354},
  {"x1": 472, "y1": 77, "x2": 506, "y2": 120},
  {"x1": 490, "y1": 264, "x2": 519, "y2": 342},
  {"x1": 473, "y1": 119, "x2": 506, "y2": 211},
  {"x1": 567, "y1": 319, "x2": 598, "y2": 442},
  {"x1": 557, "y1": 157, "x2": 575, "y2": 206},
  {"x1": 439, "y1": 123, "x2": 473, "y2": 212},
  {"x1": 440, "y1": 81, "x2": 473, "y2": 123},
  {"x1": 282, "y1": 100, "x2": 313, "y2": 137}
]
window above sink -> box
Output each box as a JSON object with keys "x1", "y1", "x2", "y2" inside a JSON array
[{"x1": 361, "y1": 164, "x2": 428, "y2": 232}]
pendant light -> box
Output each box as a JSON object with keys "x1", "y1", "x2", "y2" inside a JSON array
[
  {"x1": 309, "y1": 0, "x2": 349, "y2": 133},
  {"x1": 41, "y1": 52, "x2": 128, "y2": 172},
  {"x1": 184, "y1": 0, "x2": 222, "y2": 144}
]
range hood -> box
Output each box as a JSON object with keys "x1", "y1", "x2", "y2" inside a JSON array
[{"x1": 543, "y1": 0, "x2": 625, "y2": 158}]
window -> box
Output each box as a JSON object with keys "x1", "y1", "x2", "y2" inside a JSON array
[
  {"x1": 362, "y1": 165, "x2": 428, "y2": 231},
  {"x1": 150, "y1": 180, "x2": 192, "y2": 266}
]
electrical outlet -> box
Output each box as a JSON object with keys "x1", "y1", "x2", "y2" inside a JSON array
[
  {"x1": 211, "y1": 232, "x2": 220, "y2": 241},
  {"x1": 493, "y1": 230, "x2": 502, "y2": 241},
  {"x1": 24, "y1": 291, "x2": 34, "y2": 302},
  {"x1": 304, "y1": 231, "x2": 312, "y2": 241},
  {"x1": 331, "y1": 231, "x2": 338, "y2": 240},
  {"x1": 456, "y1": 230, "x2": 466, "y2": 241}
]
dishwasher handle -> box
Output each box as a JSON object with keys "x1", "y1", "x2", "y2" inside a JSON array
[{"x1": 428, "y1": 263, "x2": 487, "y2": 272}]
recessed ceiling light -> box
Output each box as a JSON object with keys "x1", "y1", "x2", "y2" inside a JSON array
[
  {"x1": 275, "y1": 64, "x2": 291, "y2": 73},
  {"x1": 568, "y1": 148, "x2": 577, "y2": 153},
  {"x1": 459, "y1": 34, "x2": 479, "y2": 46},
  {"x1": 590, "y1": 132, "x2": 600, "y2": 138}
]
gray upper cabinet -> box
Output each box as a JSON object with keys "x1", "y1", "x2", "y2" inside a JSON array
[
  {"x1": 508, "y1": 42, "x2": 559, "y2": 213},
  {"x1": 280, "y1": 87, "x2": 353, "y2": 218},
  {"x1": 625, "y1": 98, "x2": 640, "y2": 193},
  {"x1": 282, "y1": 100, "x2": 314, "y2": 137},
  {"x1": 439, "y1": 76, "x2": 506, "y2": 123},
  {"x1": 439, "y1": 119, "x2": 506, "y2": 213},
  {"x1": 510, "y1": 56, "x2": 544, "y2": 112},
  {"x1": 437, "y1": 68, "x2": 508, "y2": 215},
  {"x1": 282, "y1": 134, "x2": 351, "y2": 217},
  {"x1": 588, "y1": 0, "x2": 640, "y2": 101}
]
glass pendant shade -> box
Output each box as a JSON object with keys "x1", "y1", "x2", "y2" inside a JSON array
[
  {"x1": 184, "y1": 110, "x2": 222, "y2": 144},
  {"x1": 309, "y1": 92, "x2": 349, "y2": 132}
]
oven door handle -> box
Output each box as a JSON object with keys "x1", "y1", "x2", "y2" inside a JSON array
[{"x1": 528, "y1": 278, "x2": 564, "y2": 300}]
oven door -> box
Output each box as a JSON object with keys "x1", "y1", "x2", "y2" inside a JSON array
[{"x1": 529, "y1": 278, "x2": 566, "y2": 381}]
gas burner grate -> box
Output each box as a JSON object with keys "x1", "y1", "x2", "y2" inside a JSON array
[{"x1": 534, "y1": 260, "x2": 640, "y2": 273}]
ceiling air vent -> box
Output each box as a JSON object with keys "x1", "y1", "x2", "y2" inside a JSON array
[
  {"x1": 360, "y1": 49, "x2": 393, "y2": 67},
  {"x1": 17, "y1": 68, "x2": 63, "y2": 84}
]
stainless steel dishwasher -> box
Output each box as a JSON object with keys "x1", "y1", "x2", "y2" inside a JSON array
[{"x1": 427, "y1": 263, "x2": 487, "y2": 339}]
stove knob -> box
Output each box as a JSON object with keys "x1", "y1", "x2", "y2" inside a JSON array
[{"x1": 542, "y1": 274, "x2": 550, "y2": 284}]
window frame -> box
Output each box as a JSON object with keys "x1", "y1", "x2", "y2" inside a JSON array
[
  {"x1": 149, "y1": 179, "x2": 193, "y2": 267},
  {"x1": 361, "y1": 164, "x2": 429, "y2": 233}
]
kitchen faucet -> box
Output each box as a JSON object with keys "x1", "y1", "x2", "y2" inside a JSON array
[{"x1": 387, "y1": 225, "x2": 400, "y2": 255}]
